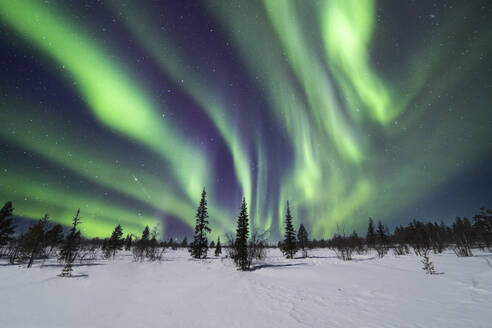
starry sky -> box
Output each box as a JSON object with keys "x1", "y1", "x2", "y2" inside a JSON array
[{"x1": 0, "y1": 0, "x2": 491, "y2": 240}]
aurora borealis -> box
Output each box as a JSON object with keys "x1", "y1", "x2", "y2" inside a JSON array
[{"x1": 0, "y1": 0, "x2": 491, "y2": 239}]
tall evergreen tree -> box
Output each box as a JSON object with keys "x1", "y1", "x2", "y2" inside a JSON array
[
  {"x1": 181, "y1": 236, "x2": 188, "y2": 248},
  {"x1": 141, "y1": 226, "x2": 150, "y2": 244},
  {"x1": 234, "y1": 198, "x2": 250, "y2": 270},
  {"x1": 21, "y1": 214, "x2": 49, "y2": 268},
  {"x1": 59, "y1": 209, "x2": 82, "y2": 277},
  {"x1": 0, "y1": 201, "x2": 15, "y2": 246},
  {"x1": 189, "y1": 188, "x2": 211, "y2": 259},
  {"x1": 375, "y1": 220, "x2": 389, "y2": 258},
  {"x1": 366, "y1": 217, "x2": 376, "y2": 250},
  {"x1": 297, "y1": 224, "x2": 309, "y2": 258},
  {"x1": 105, "y1": 224, "x2": 124, "y2": 259},
  {"x1": 281, "y1": 201, "x2": 297, "y2": 259},
  {"x1": 214, "y1": 236, "x2": 222, "y2": 256}
]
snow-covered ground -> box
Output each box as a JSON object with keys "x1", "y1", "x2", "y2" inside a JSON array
[{"x1": 1, "y1": 248, "x2": 491, "y2": 328}]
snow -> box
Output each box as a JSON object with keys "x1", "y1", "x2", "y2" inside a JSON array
[{"x1": 1, "y1": 249, "x2": 491, "y2": 328}]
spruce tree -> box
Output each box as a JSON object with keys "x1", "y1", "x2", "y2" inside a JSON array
[
  {"x1": 0, "y1": 201, "x2": 15, "y2": 246},
  {"x1": 281, "y1": 201, "x2": 297, "y2": 259},
  {"x1": 297, "y1": 224, "x2": 309, "y2": 258},
  {"x1": 366, "y1": 217, "x2": 376, "y2": 250},
  {"x1": 140, "y1": 226, "x2": 150, "y2": 256},
  {"x1": 105, "y1": 224, "x2": 124, "y2": 259},
  {"x1": 21, "y1": 214, "x2": 49, "y2": 268},
  {"x1": 234, "y1": 198, "x2": 250, "y2": 270},
  {"x1": 132, "y1": 226, "x2": 150, "y2": 262},
  {"x1": 59, "y1": 209, "x2": 82, "y2": 277},
  {"x1": 181, "y1": 236, "x2": 188, "y2": 248},
  {"x1": 421, "y1": 253, "x2": 436, "y2": 274},
  {"x1": 141, "y1": 226, "x2": 150, "y2": 244},
  {"x1": 214, "y1": 236, "x2": 222, "y2": 256},
  {"x1": 189, "y1": 188, "x2": 211, "y2": 259},
  {"x1": 124, "y1": 233, "x2": 133, "y2": 251},
  {"x1": 375, "y1": 220, "x2": 389, "y2": 258}
]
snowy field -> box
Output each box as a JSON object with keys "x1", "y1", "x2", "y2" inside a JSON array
[{"x1": 1, "y1": 248, "x2": 491, "y2": 328}]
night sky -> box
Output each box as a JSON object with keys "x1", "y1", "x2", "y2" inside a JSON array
[{"x1": 0, "y1": 0, "x2": 491, "y2": 240}]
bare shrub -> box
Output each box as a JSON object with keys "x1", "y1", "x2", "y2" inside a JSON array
[
  {"x1": 248, "y1": 231, "x2": 268, "y2": 265},
  {"x1": 225, "y1": 231, "x2": 268, "y2": 270},
  {"x1": 329, "y1": 227, "x2": 359, "y2": 261},
  {"x1": 330, "y1": 234, "x2": 354, "y2": 261},
  {"x1": 393, "y1": 243, "x2": 410, "y2": 256}
]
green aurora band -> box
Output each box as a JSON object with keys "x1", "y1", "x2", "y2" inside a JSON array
[
  {"x1": 208, "y1": 0, "x2": 491, "y2": 237},
  {"x1": 0, "y1": 0, "x2": 209, "y2": 204},
  {"x1": 107, "y1": 0, "x2": 254, "y2": 210},
  {"x1": 0, "y1": 0, "x2": 490, "y2": 239},
  {"x1": 0, "y1": 99, "x2": 234, "y2": 237}
]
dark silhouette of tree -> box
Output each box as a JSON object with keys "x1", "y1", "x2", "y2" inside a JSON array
[
  {"x1": 124, "y1": 234, "x2": 133, "y2": 251},
  {"x1": 329, "y1": 228, "x2": 359, "y2": 261},
  {"x1": 105, "y1": 224, "x2": 124, "y2": 259},
  {"x1": 353, "y1": 231, "x2": 366, "y2": 255},
  {"x1": 452, "y1": 217, "x2": 473, "y2": 257},
  {"x1": 150, "y1": 226, "x2": 158, "y2": 250},
  {"x1": 297, "y1": 224, "x2": 309, "y2": 258},
  {"x1": 281, "y1": 201, "x2": 297, "y2": 259},
  {"x1": 407, "y1": 220, "x2": 432, "y2": 256},
  {"x1": 234, "y1": 198, "x2": 250, "y2": 270},
  {"x1": 427, "y1": 222, "x2": 447, "y2": 254},
  {"x1": 132, "y1": 225, "x2": 150, "y2": 262},
  {"x1": 473, "y1": 208, "x2": 492, "y2": 251},
  {"x1": 167, "y1": 237, "x2": 178, "y2": 250},
  {"x1": 375, "y1": 220, "x2": 389, "y2": 258},
  {"x1": 59, "y1": 209, "x2": 82, "y2": 277},
  {"x1": 247, "y1": 230, "x2": 268, "y2": 265},
  {"x1": 146, "y1": 226, "x2": 163, "y2": 261},
  {"x1": 181, "y1": 236, "x2": 188, "y2": 248},
  {"x1": 393, "y1": 225, "x2": 410, "y2": 255},
  {"x1": 0, "y1": 201, "x2": 15, "y2": 246},
  {"x1": 21, "y1": 214, "x2": 49, "y2": 268},
  {"x1": 189, "y1": 188, "x2": 211, "y2": 259},
  {"x1": 45, "y1": 223, "x2": 64, "y2": 256},
  {"x1": 366, "y1": 217, "x2": 376, "y2": 250},
  {"x1": 141, "y1": 226, "x2": 150, "y2": 244},
  {"x1": 439, "y1": 221, "x2": 453, "y2": 250},
  {"x1": 214, "y1": 236, "x2": 222, "y2": 256},
  {"x1": 101, "y1": 238, "x2": 108, "y2": 252}
]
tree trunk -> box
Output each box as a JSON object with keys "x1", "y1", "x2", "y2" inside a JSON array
[{"x1": 27, "y1": 243, "x2": 38, "y2": 268}]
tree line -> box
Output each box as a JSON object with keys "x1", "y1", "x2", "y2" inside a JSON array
[{"x1": 1, "y1": 192, "x2": 491, "y2": 274}]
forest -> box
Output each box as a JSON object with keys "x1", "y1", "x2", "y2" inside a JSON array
[{"x1": 1, "y1": 188, "x2": 490, "y2": 275}]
